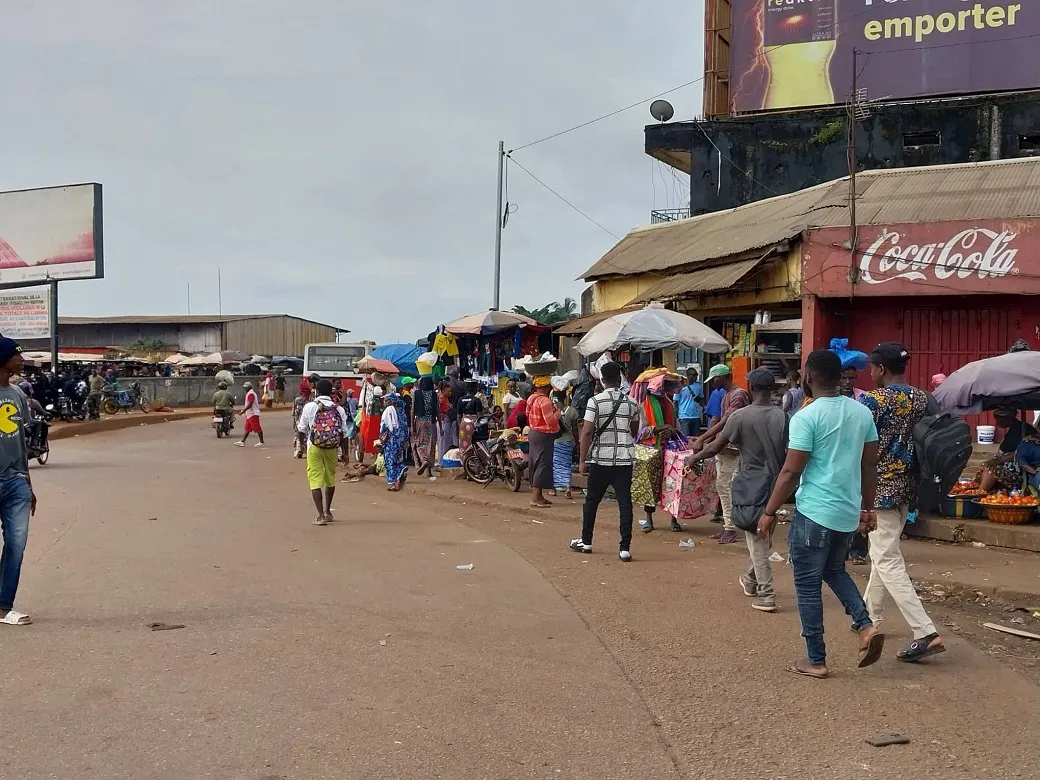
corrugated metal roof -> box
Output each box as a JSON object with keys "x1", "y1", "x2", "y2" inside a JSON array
[
  {"x1": 554, "y1": 306, "x2": 640, "y2": 336},
  {"x1": 582, "y1": 157, "x2": 1040, "y2": 280},
  {"x1": 628, "y1": 256, "x2": 765, "y2": 304},
  {"x1": 58, "y1": 314, "x2": 349, "y2": 331}
]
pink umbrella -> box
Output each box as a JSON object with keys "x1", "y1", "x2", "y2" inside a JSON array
[{"x1": 443, "y1": 310, "x2": 542, "y2": 335}]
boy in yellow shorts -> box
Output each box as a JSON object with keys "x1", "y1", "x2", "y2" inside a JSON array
[{"x1": 296, "y1": 379, "x2": 350, "y2": 525}]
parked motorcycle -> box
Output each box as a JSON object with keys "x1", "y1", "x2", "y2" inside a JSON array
[
  {"x1": 212, "y1": 408, "x2": 234, "y2": 438},
  {"x1": 461, "y1": 415, "x2": 526, "y2": 492},
  {"x1": 56, "y1": 388, "x2": 87, "y2": 422},
  {"x1": 101, "y1": 381, "x2": 151, "y2": 415},
  {"x1": 28, "y1": 406, "x2": 53, "y2": 465}
]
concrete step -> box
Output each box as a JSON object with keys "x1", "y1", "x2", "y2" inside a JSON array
[{"x1": 907, "y1": 513, "x2": 1040, "y2": 552}]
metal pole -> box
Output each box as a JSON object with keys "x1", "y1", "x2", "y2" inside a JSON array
[
  {"x1": 187, "y1": 281, "x2": 191, "y2": 315},
  {"x1": 492, "y1": 140, "x2": 504, "y2": 311},
  {"x1": 217, "y1": 268, "x2": 222, "y2": 317},
  {"x1": 848, "y1": 49, "x2": 858, "y2": 255},
  {"x1": 48, "y1": 280, "x2": 58, "y2": 373}
]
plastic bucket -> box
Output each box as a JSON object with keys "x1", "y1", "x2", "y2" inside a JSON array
[{"x1": 976, "y1": 425, "x2": 996, "y2": 445}]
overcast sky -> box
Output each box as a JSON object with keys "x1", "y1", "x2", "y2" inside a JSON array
[{"x1": 0, "y1": 1, "x2": 701, "y2": 344}]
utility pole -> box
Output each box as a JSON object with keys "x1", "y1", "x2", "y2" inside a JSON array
[
  {"x1": 848, "y1": 48, "x2": 858, "y2": 257},
  {"x1": 187, "y1": 281, "x2": 191, "y2": 315},
  {"x1": 217, "y1": 268, "x2": 223, "y2": 317},
  {"x1": 48, "y1": 279, "x2": 58, "y2": 373},
  {"x1": 492, "y1": 140, "x2": 505, "y2": 311}
]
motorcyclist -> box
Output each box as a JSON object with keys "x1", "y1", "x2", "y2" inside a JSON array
[
  {"x1": 18, "y1": 381, "x2": 47, "y2": 451},
  {"x1": 212, "y1": 381, "x2": 235, "y2": 431}
]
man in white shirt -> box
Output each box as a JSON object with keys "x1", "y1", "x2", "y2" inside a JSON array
[
  {"x1": 570, "y1": 361, "x2": 641, "y2": 562},
  {"x1": 297, "y1": 379, "x2": 351, "y2": 525},
  {"x1": 235, "y1": 381, "x2": 265, "y2": 447}
]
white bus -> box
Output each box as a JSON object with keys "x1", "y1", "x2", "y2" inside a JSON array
[{"x1": 303, "y1": 341, "x2": 374, "y2": 393}]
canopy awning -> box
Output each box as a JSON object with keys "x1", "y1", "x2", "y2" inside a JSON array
[{"x1": 628, "y1": 257, "x2": 765, "y2": 305}]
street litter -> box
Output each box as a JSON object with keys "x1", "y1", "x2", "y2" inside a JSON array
[
  {"x1": 456, "y1": 563, "x2": 474, "y2": 571},
  {"x1": 866, "y1": 734, "x2": 910, "y2": 748},
  {"x1": 769, "y1": 551, "x2": 784, "y2": 562},
  {"x1": 531, "y1": 519, "x2": 545, "y2": 524},
  {"x1": 679, "y1": 538, "x2": 694, "y2": 550},
  {"x1": 984, "y1": 622, "x2": 1040, "y2": 641},
  {"x1": 148, "y1": 622, "x2": 185, "y2": 631},
  {"x1": 971, "y1": 541, "x2": 986, "y2": 548},
  {"x1": 379, "y1": 639, "x2": 387, "y2": 647}
]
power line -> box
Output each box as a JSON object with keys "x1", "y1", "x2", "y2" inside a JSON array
[
  {"x1": 510, "y1": 11, "x2": 1036, "y2": 153},
  {"x1": 506, "y1": 155, "x2": 621, "y2": 240}
]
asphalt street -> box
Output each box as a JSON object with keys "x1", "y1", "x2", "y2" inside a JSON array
[{"x1": 6, "y1": 418, "x2": 1039, "y2": 780}]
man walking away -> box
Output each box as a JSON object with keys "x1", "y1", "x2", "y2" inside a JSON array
[
  {"x1": 571, "y1": 361, "x2": 641, "y2": 562},
  {"x1": 87, "y1": 367, "x2": 103, "y2": 420},
  {"x1": 758, "y1": 350, "x2": 885, "y2": 679},
  {"x1": 274, "y1": 372, "x2": 286, "y2": 406},
  {"x1": 236, "y1": 381, "x2": 265, "y2": 447},
  {"x1": 298, "y1": 379, "x2": 350, "y2": 525},
  {"x1": 0, "y1": 338, "x2": 37, "y2": 625},
  {"x1": 692, "y1": 364, "x2": 750, "y2": 544},
  {"x1": 687, "y1": 368, "x2": 787, "y2": 613},
  {"x1": 675, "y1": 367, "x2": 703, "y2": 438},
  {"x1": 861, "y1": 342, "x2": 945, "y2": 662}
]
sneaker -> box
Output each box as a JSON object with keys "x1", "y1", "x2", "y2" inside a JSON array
[
  {"x1": 618, "y1": 550, "x2": 632, "y2": 562},
  {"x1": 323, "y1": 513, "x2": 334, "y2": 523},
  {"x1": 235, "y1": 441, "x2": 245, "y2": 447},
  {"x1": 738, "y1": 575, "x2": 757, "y2": 597},
  {"x1": 752, "y1": 596, "x2": 777, "y2": 613},
  {"x1": 569, "y1": 539, "x2": 592, "y2": 554},
  {"x1": 312, "y1": 516, "x2": 328, "y2": 526},
  {"x1": 254, "y1": 442, "x2": 266, "y2": 448}
]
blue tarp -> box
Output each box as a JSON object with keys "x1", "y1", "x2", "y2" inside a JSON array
[{"x1": 371, "y1": 344, "x2": 422, "y2": 377}]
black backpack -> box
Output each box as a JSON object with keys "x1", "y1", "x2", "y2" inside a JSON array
[
  {"x1": 571, "y1": 367, "x2": 596, "y2": 418},
  {"x1": 913, "y1": 412, "x2": 973, "y2": 512}
]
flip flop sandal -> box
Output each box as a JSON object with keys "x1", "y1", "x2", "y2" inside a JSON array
[
  {"x1": 897, "y1": 633, "x2": 946, "y2": 663},
  {"x1": 0, "y1": 610, "x2": 31, "y2": 625},
  {"x1": 858, "y1": 631, "x2": 886, "y2": 668},
  {"x1": 529, "y1": 502, "x2": 552, "y2": 508},
  {"x1": 786, "y1": 659, "x2": 828, "y2": 679}
]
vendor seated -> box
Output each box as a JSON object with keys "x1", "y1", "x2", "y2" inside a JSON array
[{"x1": 979, "y1": 406, "x2": 1026, "y2": 493}]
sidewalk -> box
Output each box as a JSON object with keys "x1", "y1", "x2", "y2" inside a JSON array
[{"x1": 371, "y1": 472, "x2": 1040, "y2": 604}]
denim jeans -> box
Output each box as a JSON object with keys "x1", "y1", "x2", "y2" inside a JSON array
[
  {"x1": 0, "y1": 474, "x2": 33, "y2": 611},
  {"x1": 788, "y1": 509, "x2": 872, "y2": 666}
]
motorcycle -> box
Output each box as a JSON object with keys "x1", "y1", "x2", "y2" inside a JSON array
[
  {"x1": 101, "y1": 381, "x2": 151, "y2": 415},
  {"x1": 212, "y1": 408, "x2": 234, "y2": 438},
  {"x1": 56, "y1": 388, "x2": 87, "y2": 422},
  {"x1": 461, "y1": 415, "x2": 527, "y2": 492},
  {"x1": 28, "y1": 406, "x2": 53, "y2": 465}
]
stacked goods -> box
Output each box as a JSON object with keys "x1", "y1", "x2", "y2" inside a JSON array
[{"x1": 938, "y1": 479, "x2": 986, "y2": 519}]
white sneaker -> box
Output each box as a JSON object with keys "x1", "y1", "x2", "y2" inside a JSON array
[
  {"x1": 235, "y1": 441, "x2": 245, "y2": 447},
  {"x1": 569, "y1": 538, "x2": 592, "y2": 554},
  {"x1": 254, "y1": 442, "x2": 266, "y2": 448},
  {"x1": 619, "y1": 550, "x2": 632, "y2": 562}
]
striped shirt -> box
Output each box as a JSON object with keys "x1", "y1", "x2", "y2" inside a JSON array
[{"x1": 526, "y1": 393, "x2": 560, "y2": 434}]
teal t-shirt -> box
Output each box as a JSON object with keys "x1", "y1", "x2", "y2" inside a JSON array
[{"x1": 789, "y1": 395, "x2": 878, "y2": 532}]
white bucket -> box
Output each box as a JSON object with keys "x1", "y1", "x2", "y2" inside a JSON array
[{"x1": 976, "y1": 425, "x2": 996, "y2": 445}]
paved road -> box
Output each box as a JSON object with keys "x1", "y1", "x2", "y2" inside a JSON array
[{"x1": 7, "y1": 420, "x2": 1040, "y2": 779}]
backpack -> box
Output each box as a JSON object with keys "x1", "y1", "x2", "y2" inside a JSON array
[
  {"x1": 310, "y1": 403, "x2": 344, "y2": 449},
  {"x1": 913, "y1": 413, "x2": 973, "y2": 512},
  {"x1": 571, "y1": 367, "x2": 596, "y2": 418}
]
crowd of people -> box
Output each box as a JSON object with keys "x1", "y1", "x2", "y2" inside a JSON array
[{"x1": 569, "y1": 340, "x2": 948, "y2": 679}]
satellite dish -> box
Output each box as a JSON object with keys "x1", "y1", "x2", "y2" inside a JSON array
[{"x1": 649, "y1": 99, "x2": 674, "y2": 123}]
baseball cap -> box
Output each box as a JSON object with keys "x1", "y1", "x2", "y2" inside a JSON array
[
  {"x1": 747, "y1": 368, "x2": 776, "y2": 390},
  {"x1": 707, "y1": 364, "x2": 731, "y2": 380}
]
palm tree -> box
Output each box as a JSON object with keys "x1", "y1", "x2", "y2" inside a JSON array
[{"x1": 511, "y1": 299, "x2": 578, "y2": 325}]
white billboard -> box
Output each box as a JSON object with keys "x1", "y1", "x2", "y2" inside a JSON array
[
  {"x1": 0, "y1": 287, "x2": 50, "y2": 339},
  {"x1": 0, "y1": 183, "x2": 103, "y2": 286}
]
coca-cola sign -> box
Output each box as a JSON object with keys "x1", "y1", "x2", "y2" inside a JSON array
[{"x1": 860, "y1": 227, "x2": 1019, "y2": 285}]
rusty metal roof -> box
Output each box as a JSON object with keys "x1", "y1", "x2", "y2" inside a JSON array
[
  {"x1": 628, "y1": 256, "x2": 765, "y2": 304},
  {"x1": 582, "y1": 157, "x2": 1040, "y2": 280},
  {"x1": 58, "y1": 314, "x2": 349, "y2": 331},
  {"x1": 554, "y1": 306, "x2": 641, "y2": 336}
]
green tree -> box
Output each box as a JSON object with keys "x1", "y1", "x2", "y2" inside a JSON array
[{"x1": 511, "y1": 298, "x2": 577, "y2": 325}]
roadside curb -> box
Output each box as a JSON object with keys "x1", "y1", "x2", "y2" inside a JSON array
[{"x1": 49, "y1": 408, "x2": 290, "y2": 441}]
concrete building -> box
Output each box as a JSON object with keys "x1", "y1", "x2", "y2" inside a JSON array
[{"x1": 31, "y1": 314, "x2": 348, "y2": 356}]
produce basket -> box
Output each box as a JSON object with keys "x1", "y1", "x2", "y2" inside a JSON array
[{"x1": 975, "y1": 500, "x2": 1037, "y2": 525}]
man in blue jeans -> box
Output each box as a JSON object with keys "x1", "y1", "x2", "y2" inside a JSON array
[
  {"x1": 758, "y1": 349, "x2": 884, "y2": 679},
  {"x1": 0, "y1": 337, "x2": 37, "y2": 626}
]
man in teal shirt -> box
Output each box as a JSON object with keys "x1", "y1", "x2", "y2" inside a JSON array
[{"x1": 758, "y1": 349, "x2": 884, "y2": 679}]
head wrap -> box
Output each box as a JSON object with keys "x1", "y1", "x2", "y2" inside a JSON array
[
  {"x1": 930, "y1": 373, "x2": 947, "y2": 391},
  {"x1": 532, "y1": 375, "x2": 551, "y2": 388},
  {"x1": 829, "y1": 338, "x2": 868, "y2": 372}
]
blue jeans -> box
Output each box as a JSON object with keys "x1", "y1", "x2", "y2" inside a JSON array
[
  {"x1": 788, "y1": 509, "x2": 872, "y2": 666},
  {"x1": 0, "y1": 474, "x2": 32, "y2": 611},
  {"x1": 678, "y1": 418, "x2": 702, "y2": 438}
]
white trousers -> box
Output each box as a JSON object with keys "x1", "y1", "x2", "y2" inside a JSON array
[{"x1": 865, "y1": 506, "x2": 936, "y2": 639}]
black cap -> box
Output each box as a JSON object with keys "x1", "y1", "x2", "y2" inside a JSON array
[
  {"x1": 869, "y1": 341, "x2": 910, "y2": 371},
  {"x1": 747, "y1": 367, "x2": 776, "y2": 390}
]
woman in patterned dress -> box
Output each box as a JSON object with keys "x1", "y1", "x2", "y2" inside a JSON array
[{"x1": 380, "y1": 392, "x2": 410, "y2": 491}]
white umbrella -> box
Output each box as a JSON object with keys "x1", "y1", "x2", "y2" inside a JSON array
[{"x1": 577, "y1": 304, "x2": 730, "y2": 356}]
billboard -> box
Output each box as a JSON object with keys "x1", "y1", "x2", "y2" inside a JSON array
[
  {"x1": 729, "y1": 0, "x2": 1038, "y2": 113},
  {"x1": 0, "y1": 287, "x2": 50, "y2": 339},
  {"x1": 0, "y1": 183, "x2": 103, "y2": 286}
]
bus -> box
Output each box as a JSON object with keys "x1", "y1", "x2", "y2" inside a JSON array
[{"x1": 302, "y1": 341, "x2": 375, "y2": 395}]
